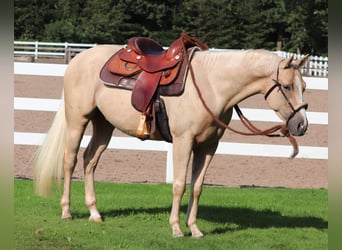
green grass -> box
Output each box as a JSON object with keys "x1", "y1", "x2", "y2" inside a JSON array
[{"x1": 15, "y1": 180, "x2": 327, "y2": 250}]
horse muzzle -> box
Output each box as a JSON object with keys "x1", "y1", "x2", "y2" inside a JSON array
[{"x1": 286, "y1": 104, "x2": 308, "y2": 136}]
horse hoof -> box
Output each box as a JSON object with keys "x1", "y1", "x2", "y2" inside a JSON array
[
  {"x1": 89, "y1": 216, "x2": 103, "y2": 222},
  {"x1": 61, "y1": 213, "x2": 72, "y2": 220},
  {"x1": 188, "y1": 224, "x2": 204, "y2": 238},
  {"x1": 172, "y1": 228, "x2": 184, "y2": 238},
  {"x1": 191, "y1": 232, "x2": 204, "y2": 238},
  {"x1": 172, "y1": 232, "x2": 184, "y2": 238}
]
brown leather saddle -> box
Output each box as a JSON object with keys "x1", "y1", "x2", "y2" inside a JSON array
[{"x1": 100, "y1": 33, "x2": 208, "y2": 141}]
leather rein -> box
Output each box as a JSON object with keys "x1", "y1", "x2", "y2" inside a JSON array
[{"x1": 181, "y1": 36, "x2": 303, "y2": 158}]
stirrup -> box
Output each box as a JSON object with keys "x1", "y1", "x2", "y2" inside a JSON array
[{"x1": 136, "y1": 114, "x2": 150, "y2": 140}]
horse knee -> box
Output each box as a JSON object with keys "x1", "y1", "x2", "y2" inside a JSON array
[
  {"x1": 173, "y1": 181, "x2": 186, "y2": 196},
  {"x1": 83, "y1": 158, "x2": 98, "y2": 174},
  {"x1": 192, "y1": 183, "x2": 203, "y2": 198},
  {"x1": 64, "y1": 152, "x2": 77, "y2": 169},
  {"x1": 85, "y1": 195, "x2": 96, "y2": 208}
]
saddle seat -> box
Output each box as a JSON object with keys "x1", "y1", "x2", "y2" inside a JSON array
[
  {"x1": 109, "y1": 36, "x2": 183, "y2": 76},
  {"x1": 132, "y1": 37, "x2": 165, "y2": 55}
]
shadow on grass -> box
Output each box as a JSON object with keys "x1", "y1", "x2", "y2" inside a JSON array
[
  {"x1": 197, "y1": 205, "x2": 327, "y2": 235},
  {"x1": 72, "y1": 204, "x2": 327, "y2": 234}
]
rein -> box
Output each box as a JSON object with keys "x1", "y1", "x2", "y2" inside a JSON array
[{"x1": 181, "y1": 35, "x2": 299, "y2": 158}]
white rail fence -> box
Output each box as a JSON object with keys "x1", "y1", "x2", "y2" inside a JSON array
[
  {"x1": 14, "y1": 41, "x2": 97, "y2": 64},
  {"x1": 14, "y1": 41, "x2": 328, "y2": 77},
  {"x1": 274, "y1": 51, "x2": 328, "y2": 77},
  {"x1": 14, "y1": 62, "x2": 328, "y2": 183}
]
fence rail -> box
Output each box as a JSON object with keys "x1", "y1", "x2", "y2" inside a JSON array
[
  {"x1": 14, "y1": 41, "x2": 97, "y2": 63},
  {"x1": 13, "y1": 62, "x2": 329, "y2": 90},
  {"x1": 14, "y1": 41, "x2": 328, "y2": 77},
  {"x1": 13, "y1": 97, "x2": 328, "y2": 125}
]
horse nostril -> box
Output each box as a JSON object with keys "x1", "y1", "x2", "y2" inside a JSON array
[
  {"x1": 288, "y1": 113, "x2": 308, "y2": 136},
  {"x1": 297, "y1": 121, "x2": 304, "y2": 131},
  {"x1": 297, "y1": 119, "x2": 308, "y2": 134}
]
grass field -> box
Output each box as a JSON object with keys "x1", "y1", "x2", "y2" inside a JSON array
[{"x1": 15, "y1": 179, "x2": 327, "y2": 249}]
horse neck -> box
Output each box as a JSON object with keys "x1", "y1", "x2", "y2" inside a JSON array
[{"x1": 196, "y1": 50, "x2": 276, "y2": 108}]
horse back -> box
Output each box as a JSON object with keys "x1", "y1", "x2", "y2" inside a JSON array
[{"x1": 64, "y1": 45, "x2": 124, "y2": 90}]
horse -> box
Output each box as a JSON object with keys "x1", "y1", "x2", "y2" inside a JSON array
[{"x1": 33, "y1": 43, "x2": 309, "y2": 238}]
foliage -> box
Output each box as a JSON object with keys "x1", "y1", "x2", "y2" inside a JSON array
[
  {"x1": 14, "y1": 0, "x2": 327, "y2": 55},
  {"x1": 15, "y1": 180, "x2": 327, "y2": 249}
]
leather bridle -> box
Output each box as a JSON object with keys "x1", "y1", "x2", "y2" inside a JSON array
[
  {"x1": 180, "y1": 34, "x2": 305, "y2": 158},
  {"x1": 264, "y1": 60, "x2": 308, "y2": 127}
]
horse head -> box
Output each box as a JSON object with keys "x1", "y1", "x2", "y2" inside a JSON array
[{"x1": 264, "y1": 54, "x2": 310, "y2": 136}]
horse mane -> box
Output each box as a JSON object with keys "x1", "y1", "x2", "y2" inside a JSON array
[
  {"x1": 198, "y1": 49, "x2": 281, "y2": 78},
  {"x1": 243, "y1": 49, "x2": 281, "y2": 76}
]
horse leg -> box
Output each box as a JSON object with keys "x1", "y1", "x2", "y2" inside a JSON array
[
  {"x1": 83, "y1": 111, "x2": 114, "y2": 222},
  {"x1": 169, "y1": 136, "x2": 193, "y2": 237},
  {"x1": 61, "y1": 122, "x2": 88, "y2": 219},
  {"x1": 186, "y1": 142, "x2": 218, "y2": 238}
]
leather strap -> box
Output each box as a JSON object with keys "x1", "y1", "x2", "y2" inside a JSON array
[{"x1": 131, "y1": 71, "x2": 162, "y2": 112}]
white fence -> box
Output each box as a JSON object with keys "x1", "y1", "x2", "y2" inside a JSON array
[
  {"x1": 274, "y1": 51, "x2": 328, "y2": 77},
  {"x1": 14, "y1": 41, "x2": 328, "y2": 77},
  {"x1": 14, "y1": 41, "x2": 97, "y2": 63},
  {"x1": 14, "y1": 62, "x2": 328, "y2": 183}
]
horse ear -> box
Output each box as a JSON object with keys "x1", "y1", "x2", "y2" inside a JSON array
[
  {"x1": 283, "y1": 55, "x2": 294, "y2": 69},
  {"x1": 294, "y1": 54, "x2": 310, "y2": 68}
]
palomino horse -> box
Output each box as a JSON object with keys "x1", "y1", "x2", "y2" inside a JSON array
[{"x1": 34, "y1": 43, "x2": 309, "y2": 237}]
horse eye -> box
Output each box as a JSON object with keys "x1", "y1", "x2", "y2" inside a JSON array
[{"x1": 283, "y1": 84, "x2": 291, "y2": 91}]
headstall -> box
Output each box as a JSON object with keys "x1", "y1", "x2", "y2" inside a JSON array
[{"x1": 264, "y1": 60, "x2": 308, "y2": 127}]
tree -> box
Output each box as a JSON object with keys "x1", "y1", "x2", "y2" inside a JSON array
[
  {"x1": 281, "y1": 0, "x2": 327, "y2": 55},
  {"x1": 14, "y1": 0, "x2": 56, "y2": 41},
  {"x1": 43, "y1": 0, "x2": 83, "y2": 42},
  {"x1": 14, "y1": 0, "x2": 328, "y2": 55},
  {"x1": 76, "y1": 0, "x2": 122, "y2": 44},
  {"x1": 307, "y1": 0, "x2": 328, "y2": 56},
  {"x1": 258, "y1": 0, "x2": 287, "y2": 50}
]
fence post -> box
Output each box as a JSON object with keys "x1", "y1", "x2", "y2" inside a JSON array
[
  {"x1": 64, "y1": 42, "x2": 69, "y2": 64},
  {"x1": 64, "y1": 48, "x2": 71, "y2": 64},
  {"x1": 324, "y1": 59, "x2": 328, "y2": 77},
  {"x1": 34, "y1": 41, "x2": 38, "y2": 60},
  {"x1": 304, "y1": 57, "x2": 310, "y2": 76}
]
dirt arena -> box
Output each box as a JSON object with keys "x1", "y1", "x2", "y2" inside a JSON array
[{"x1": 14, "y1": 60, "x2": 328, "y2": 189}]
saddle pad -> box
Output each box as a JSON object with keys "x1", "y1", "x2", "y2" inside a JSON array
[{"x1": 99, "y1": 47, "x2": 200, "y2": 96}]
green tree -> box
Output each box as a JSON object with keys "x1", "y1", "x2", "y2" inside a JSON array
[
  {"x1": 258, "y1": 0, "x2": 287, "y2": 50},
  {"x1": 310, "y1": 0, "x2": 328, "y2": 56},
  {"x1": 76, "y1": 0, "x2": 121, "y2": 44},
  {"x1": 14, "y1": 0, "x2": 56, "y2": 41},
  {"x1": 43, "y1": 0, "x2": 85, "y2": 42},
  {"x1": 14, "y1": 0, "x2": 328, "y2": 55},
  {"x1": 282, "y1": 0, "x2": 327, "y2": 55}
]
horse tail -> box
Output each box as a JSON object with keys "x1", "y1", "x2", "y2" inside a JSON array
[{"x1": 34, "y1": 98, "x2": 66, "y2": 197}]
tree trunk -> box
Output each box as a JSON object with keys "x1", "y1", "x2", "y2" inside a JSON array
[{"x1": 276, "y1": 31, "x2": 282, "y2": 51}]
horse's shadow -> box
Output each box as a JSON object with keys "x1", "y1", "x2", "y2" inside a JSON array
[
  {"x1": 197, "y1": 205, "x2": 327, "y2": 234},
  {"x1": 72, "y1": 205, "x2": 327, "y2": 235}
]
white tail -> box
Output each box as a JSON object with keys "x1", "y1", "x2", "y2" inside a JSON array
[{"x1": 34, "y1": 100, "x2": 66, "y2": 197}]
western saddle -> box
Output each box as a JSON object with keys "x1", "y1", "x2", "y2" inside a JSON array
[{"x1": 100, "y1": 33, "x2": 208, "y2": 141}]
